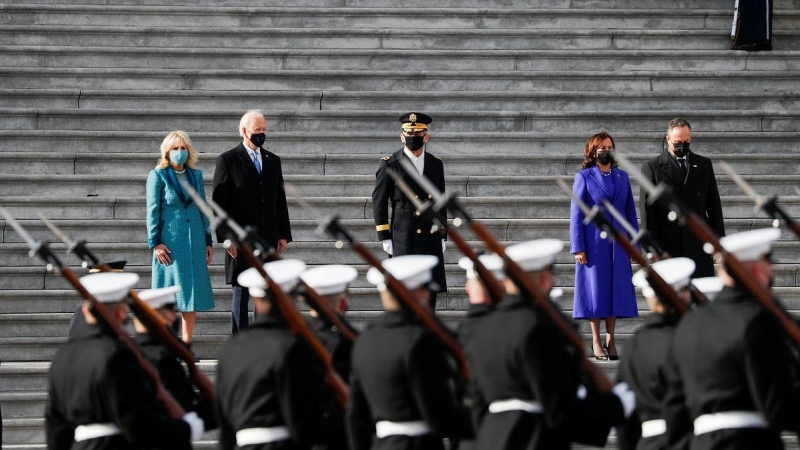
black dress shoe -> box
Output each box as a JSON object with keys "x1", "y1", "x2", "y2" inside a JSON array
[
  {"x1": 592, "y1": 346, "x2": 609, "y2": 361},
  {"x1": 604, "y1": 343, "x2": 619, "y2": 361},
  {"x1": 732, "y1": 40, "x2": 772, "y2": 51}
]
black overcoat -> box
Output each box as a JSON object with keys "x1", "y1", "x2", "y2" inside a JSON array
[
  {"x1": 640, "y1": 149, "x2": 725, "y2": 277},
  {"x1": 212, "y1": 143, "x2": 292, "y2": 285}
]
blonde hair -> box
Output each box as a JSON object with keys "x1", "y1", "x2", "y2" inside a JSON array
[{"x1": 157, "y1": 130, "x2": 199, "y2": 169}]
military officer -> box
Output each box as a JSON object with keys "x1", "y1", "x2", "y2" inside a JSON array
[
  {"x1": 466, "y1": 239, "x2": 635, "y2": 450},
  {"x1": 134, "y1": 286, "x2": 216, "y2": 430},
  {"x1": 372, "y1": 112, "x2": 447, "y2": 310},
  {"x1": 664, "y1": 228, "x2": 800, "y2": 450},
  {"x1": 617, "y1": 258, "x2": 696, "y2": 450},
  {"x1": 299, "y1": 264, "x2": 359, "y2": 450},
  {"x1": 215, "y1": 259, "x2": 327, "y2": 450},
  {"x1": 347, "y1": 255, "x2": 472, "y2": 450},
  {"x1": 732, "y1": 0, "x2": 773, "y2": 51},
  {"x1": 45, "y1": 272, "x2": 204, "y2": 450}
]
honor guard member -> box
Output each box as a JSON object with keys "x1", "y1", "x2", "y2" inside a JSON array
[
  {"x1": 617, "y1": 258, "x2": 696, "y2": 450},
  {"x1": 732, "y1": 0, "x2": 773, "y2": 51},
  {"x1": 664, "y1": 228, "x2": 800, "y2": 450},
  {"x1": 215, "y1": 259, "x2": 328, "y2": 450},
  {"x1": 348, "y1": 255, "x2": 472, "y2": 450},
  {"x1": 45, "y1": 272, "x2": 204, "y2": 450},
  {"x1": 134, "y1": 286, "x2": 217, "y2": 430},
  {"x1": 299, "y1": 264, "x2": 359, "y2": 450},
  {"x1": 690, "y1": 276, "x2": 724, "y2": 301},
  {"x1": 467, "y1": 239, "x2": 636, "y2": 450},
  {"x1": 372, "y1": 112, "x2": 447, "y2": 310}
]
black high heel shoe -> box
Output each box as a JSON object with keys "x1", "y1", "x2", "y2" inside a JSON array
[
  {"x1": 604, "y1": 343, "x2": 619, "y2": 361},
  {"x1": 592, "y1": 345, "x2": 609, "y2": 361}
]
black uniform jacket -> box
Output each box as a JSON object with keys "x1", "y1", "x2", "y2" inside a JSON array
[
  {"x1": 457, "y1": 304, "x2": 495, "y2": 450},
  {"x1": 640, "y1": 149, "x2": 724, "y2": 277},
  {"x1": 467, "y1": 294, "x2": 625, "y2": 450},
  {"x1": 371, "y1": 149, "x2": 447, "y2": 293},
  {"x1": 45, "y1": 324, "x2": 191, "y2": 450},
  {"x1": 134, "y1": 332, "x2": 217, "y2": 430},
  {"x1": 214, "y1": 314, "x2": 326, "y2": 450},
  {"x1": 346, "y1": 311, "x2": 471, "y2": 450},
  {"x1": 665, "y1": 286, "x2": 800, "y2": 450},
  {"x1": 309, "y1": 316, "x2": 353, "y2": 450},
  {"x1": 617, "y1": 313, "x2": 681, "y2": 450},
  {"x1": 212, "y1": 143, "x2": 293, "y2": 285}
]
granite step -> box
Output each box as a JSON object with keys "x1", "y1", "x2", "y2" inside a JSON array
[{"x1": 0, "y1": 130, "x2": 797, "y2": 155}]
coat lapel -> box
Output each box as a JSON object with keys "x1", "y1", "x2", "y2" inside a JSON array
[
  {"x1": 683, "y1": 152, "x2": 701, "y2": 192},
  {"x1": 657, "y1": 149, "x2": 685, "y2": 185},
  {"x1": 588, "y1": 166, "x2": 612, "y2": 198},
  {"x1": 237, "y1": 144, "x2": 260, "y2": 177},
  {"x1": 164, "y1": 168, "x2": 189, "y2": 205}
]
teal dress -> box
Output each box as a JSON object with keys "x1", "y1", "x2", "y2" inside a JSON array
[{"x1": 146, "y1": 167, "x2": 215, "y2": 312}]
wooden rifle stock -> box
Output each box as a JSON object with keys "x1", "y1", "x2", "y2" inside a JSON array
[{"x1": 238, "y1": 243, "x2": 350, "y2": 410}]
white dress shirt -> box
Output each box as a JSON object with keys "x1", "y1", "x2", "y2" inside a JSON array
[{"x1": 403, "y1": 148, "x2": 425, "y2": 175}]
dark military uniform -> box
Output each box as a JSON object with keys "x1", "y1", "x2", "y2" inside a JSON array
[
  {"x1": 617, "y1": 313, "x2": 682, "y2": 450},
  {"x1": 215, "y1": 314, "x2": 326, "y2": 450},
  {"x1": 309, "y1": 316, "x2": 353, "y2": 450},
  {"x1": 733, "y1": 0, "x2": 773, "y2": 50},
  {"x1": 457, "y1": 304, "x2": 494, "y2": 450},
  {"x1": 135, "y1": 332, "x2": 217, "y2": 430},
  {"x1": 347, "y1": 311, "x2": 471, "y2": 450},
  {"x1": 45, "y1": 324, "x2": 192, "y2": 450},
  {"x1": 467, "y1": 294, "x2": 625, "y2": 450},
  {"x1": 664, "y1": 286, "x2": 800, "y2": 450},
  {"x1": 371, "y1": 149, "x2": 447, "y2": 297}
]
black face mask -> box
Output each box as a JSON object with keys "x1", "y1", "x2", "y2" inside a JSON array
[
  {"x1": 672, "y1": 142, "x2": 690, "y2": 158},
  {"x1": 248, "y1": 132, "x2": 266, "y2": 149},
  {"x1": 596, "y1": 151, "x2": 614, "y2": 166},
  {"x1": 404, "y1": 135, "x2": 425, "y2": 151}
]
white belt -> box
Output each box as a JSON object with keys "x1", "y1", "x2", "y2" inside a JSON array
[
  {"x1": 74, "y1": 423, "x2": 122, "y2": 442},
  {"x1": 375, "y1": 420, "x2": 431, "y2": 438},
  {"x1": 693, "y1": 411, "x2": 768, "y2": 436},
  {"x1": 641, "y1": 419, "x2": 667, "y2": 438},
  {"x1": 488, "y1": 398, "x2": 544, "y2": 414},
  {"x1": 236, "y1": 426, "x2": 291, "y2": 446}
]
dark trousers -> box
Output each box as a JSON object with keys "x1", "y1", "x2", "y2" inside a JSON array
[
  {"x1": 430, "y1": 292, "x2": 437, "y2": 311},
  {"x1": 738, "y1": 0, "x2": 772, "y2": 42},
  {"x1": 231, "y1": 286, "x2": 251, "y2": 334}
]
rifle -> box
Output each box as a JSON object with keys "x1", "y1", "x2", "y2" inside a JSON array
[
  {"x1": 555, "y1": 179, "x2": 688, "y2": 315},
  {"x1": 384, "y1": 169, "x2": 505, "y2": 304},
  {"x1": 286, "y1": 185, "x2": 471, "y2": 381},
  {"x1": 178, "y1": 182, "x2": 349, "y2": 409},
  {"x1": 36, "y1": 213, "x2": 215, "y2": 403},
  {"x1": 720, "y1": 162, "x2": 800, "y2": 241},
  {"x1": 617, "y1": 153, "x2": 800, "y2": 345},
  {"x1": 0, "y1": 207, "x2": 185, "y2": 418},
  {"x1": 396, "y1": 159, "x2": 612, "y2": 393}
]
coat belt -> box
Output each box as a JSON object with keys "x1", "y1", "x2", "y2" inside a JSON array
[
  {"x1": 693, "y1": 411, "x2": 767, "y2": 436},
  {"x1": 488, "y1": 398, "x2": 544, "y2": 414},
  {"x1": 236, "y1": 426, "x2": 291, "y2": 446},
  {"x1": 74, "y1": 423, "x2": 122, "y2": 442},
  {"x1": 375, "y1": 420, "x2": 431, "y2": 438},
  {"x1": 641, "y1": 419, "x2": 667, "y2": 438}
]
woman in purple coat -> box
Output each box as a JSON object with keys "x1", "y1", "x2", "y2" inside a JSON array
[{"x1": 570, "y1": 132, "x2": 639, "y2": 360}]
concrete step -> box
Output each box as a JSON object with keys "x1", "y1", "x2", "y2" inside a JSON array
[
  {"x1": 1, "y1": 172, "x2": 797, "y2": 199},
  {"x1": 2, "y1": 67, "x2": 799, "y2": 91},
  {"x1": 1, "y1": 152, "x2": 797, "y2": 178},
  {"x1": 3, "y1": 88, "x2": 800, "y2": 111},
  {"x1": 3, "y1": 108, "x2": 799, "y2": 134},
  {"x1": 4, "y1": 5, "x2": 798, "y2": 31},
  {"x1": 4, "y1": 25, "x2": 799, "y2": 51},
  {"x1": 1, "y1": 130, "x2": 798, "y2": 156}
]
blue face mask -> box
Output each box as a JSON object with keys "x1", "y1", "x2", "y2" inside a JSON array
[{"x1": 170, "y1": 149, "x2": 188, "y2": 166}]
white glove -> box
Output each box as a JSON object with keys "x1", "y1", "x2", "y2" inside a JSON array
[
  {"x1": 382, "y1": 239, "x2": 393, "y2": 256},
  {"x1": 441, "y1": 239, "x2": 446, "y2": 253},
  {"x1": 182, "y1": 411, "x2": 205, "y2": 442},
  {"x1": 612, "y1": 382, "x2": 636, "y2": 419}
]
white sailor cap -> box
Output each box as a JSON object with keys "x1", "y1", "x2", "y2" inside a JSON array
[
  {"x1": 264, "y1": 259, "x2": 307, "y2": 293},
  {"x1": 137, "y1": 286, "x2": 180, "y2": 309},
  {"x1": 79, "y1": 272, "x2": 139, "y2": 303},
  {"x1": 632, "y1": 257, "x2": 695, "y2": 299},
  {"x1": 300, "y1": 265, "x2": 358, "y2": 296},
  {"x1": 691, "y1": 277, "x2": 725, "y2": 301},
  {"x1": 367, "y1": 255, "x2": 439, "y2": 291},
  {"x1": 550, "y1": 288, "x2": 564, "y2": 301},
  {"x1": 458, "y1": 254, "x2": 505, "y2": 281},
  {"x1": 720, "y1": 227, "x2": 781, "y2": 262},
  {"x1": 505, "y1": 239, "x2": 564, "y2": 272},
  {"x1": 238, "y1": 267, "x2": 268, "y2": 298}
]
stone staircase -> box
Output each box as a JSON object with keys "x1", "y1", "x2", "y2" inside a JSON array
[{"x1": 0, "y1": 0, "x2": 799, "y2": 447}]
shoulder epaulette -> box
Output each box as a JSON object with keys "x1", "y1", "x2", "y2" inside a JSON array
[
  {"x1": 381, "y1": 156, "x2": 391, "y2": 161},
  {"x1": 434, "y1": 155, "x2": 442, "y2": 161}
]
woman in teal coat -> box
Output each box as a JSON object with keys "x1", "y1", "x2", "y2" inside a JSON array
[{"x1": 147, "y1": 130, "x2": 215, "y2": 344}]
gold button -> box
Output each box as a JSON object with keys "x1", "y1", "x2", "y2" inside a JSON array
[
  {"x1": 428, "y1": 194, "x2": 433, "y2": 199},
  {"x1": 430, "y1": 229, "x2": 436, "y2": 234},
  {"x1": 415, "y1": 211, "x2": 421, "y2": 216},
  {"x1": 415, "y1": 195, "x2": 419, "y2": 199},
  {"x1": 416, "y1": 229, "x2": 422, "y2": 234}
]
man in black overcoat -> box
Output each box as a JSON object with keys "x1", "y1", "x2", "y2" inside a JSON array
[
  {"x1": 372, "y1": 112, "x2": 446, "y2": 310},
  {"x1": 640, "y1": 118, "x2": 725, "y2": 278},
  {"x1": 732, "y1": 0, "x2": 773, "y2": 51},
  {"x1": 213, "y1": 109, "x2": 293, "y2": 333}
]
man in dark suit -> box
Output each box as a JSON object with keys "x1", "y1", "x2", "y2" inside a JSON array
[
  {"x1": 640, "y1": 118, "x2": 725, "y2": 278},
  {"x1": 371, "y1": 112, "x2": 447, "y2": 310},
  {"x1": 732, "y1": 0, "x2": 772, "y2": 51},
  {"x1": 212, "y1": 109, "x2": 292, "y2": 334}
]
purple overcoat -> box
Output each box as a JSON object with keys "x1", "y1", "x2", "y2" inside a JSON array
[{"x1": 570, "y1": 166, "x2": 639, "y2": 319}]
